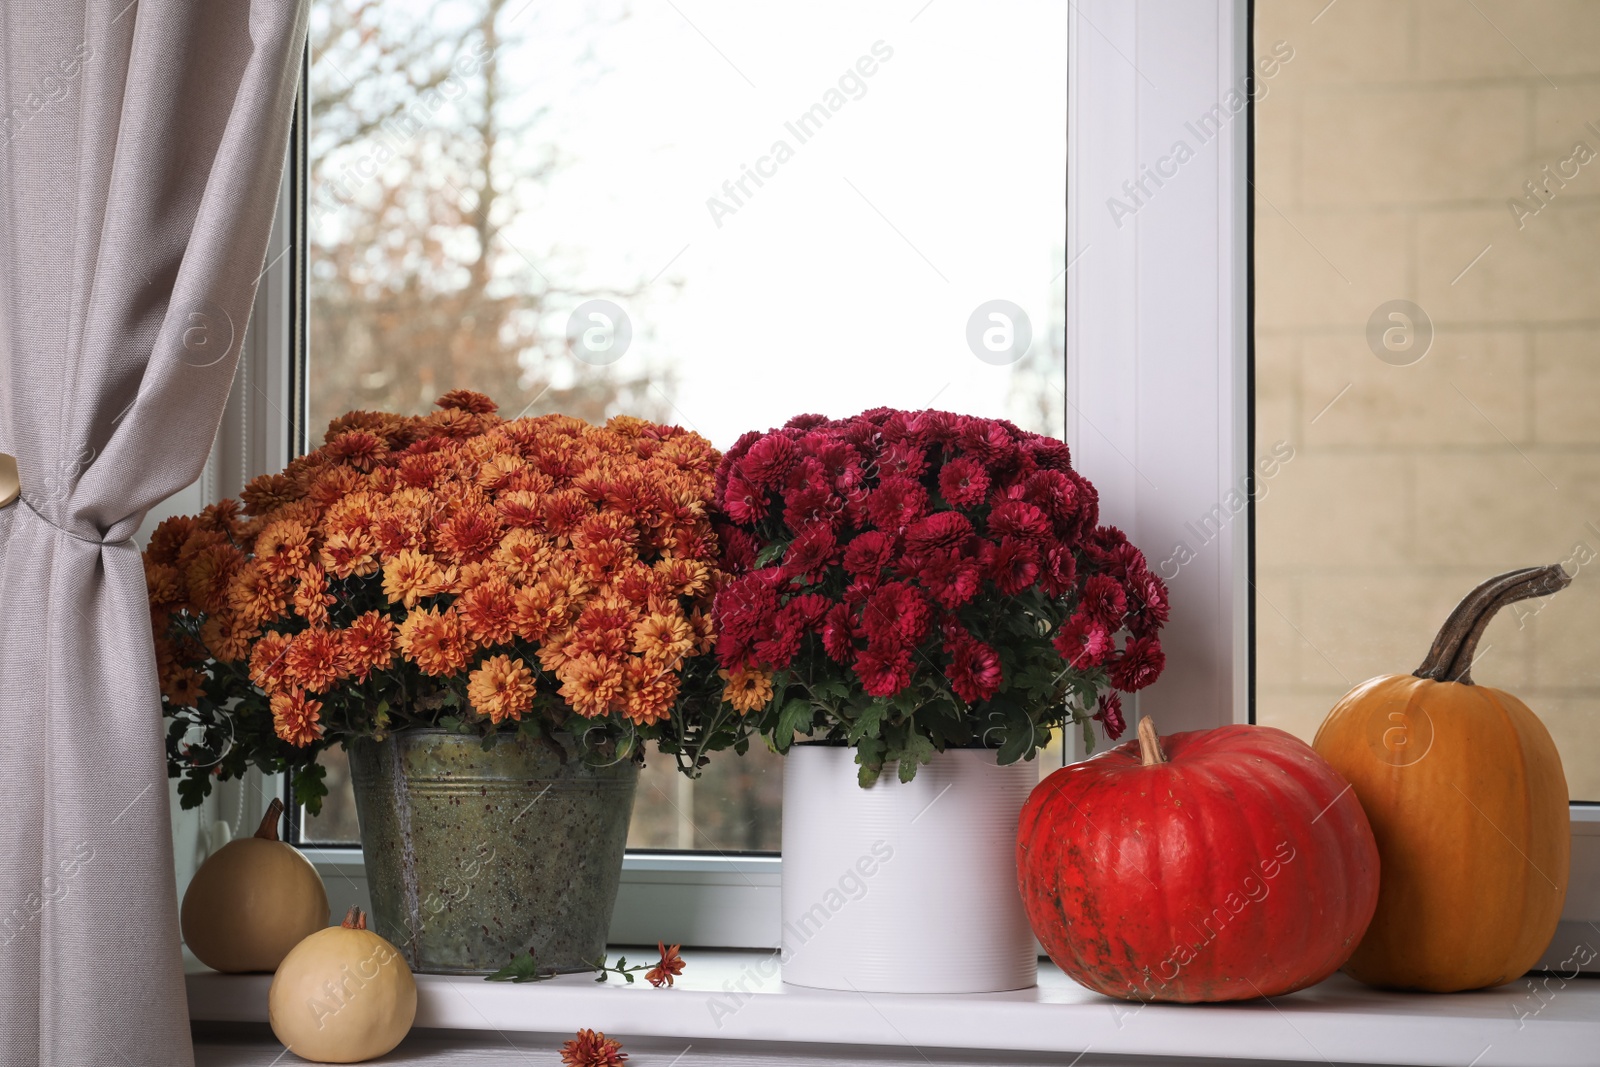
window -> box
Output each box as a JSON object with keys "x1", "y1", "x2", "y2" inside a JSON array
[
  {"x1": 294, "y1": 0, "x2": 1070, "y2": 849},
  {"x1": 1252, "y1": 0, "x2": 1600, "y2": 802},
  {"x1": 209, "y1": 0, "x2": 1597, "y2": 962}
]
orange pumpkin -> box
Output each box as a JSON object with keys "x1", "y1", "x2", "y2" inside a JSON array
[{"x1": 1312, "y1": 565, "x2": 1571, "y2": 992}]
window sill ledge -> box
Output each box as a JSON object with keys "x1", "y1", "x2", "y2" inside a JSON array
[{"x1": 186, "y1": 950, "x2": 1599, "y2": 1066}]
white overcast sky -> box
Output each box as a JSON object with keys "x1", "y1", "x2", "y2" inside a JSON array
[{"x1": 325, "y1": 0, "x2": 1067, "y2": 448}]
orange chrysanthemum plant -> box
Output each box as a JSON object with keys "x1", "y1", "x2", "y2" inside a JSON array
[{"x1": 150, "y1": 391, "x2": 736, "y2": 812}]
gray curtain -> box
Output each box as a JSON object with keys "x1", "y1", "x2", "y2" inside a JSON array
[{"x1": 0, "y1": 3, "x2": 308, "y2": 1064}]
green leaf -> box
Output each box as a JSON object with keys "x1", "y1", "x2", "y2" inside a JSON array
[
  {"x1": 989, "y1": 697, "x2": 1035, "y2": 766},
  {"x1": 889, "y1": 687, "x2": 922, "y2": 717},
  {"x1": 855, "y1": 737, "x2": 886, "y2": 787},
  {"x1": 846, "y1": 701, "x2": 888, "y2": 745},
  {"x1": 897, "y1": 730, "x2": 936, "y2": 783},
  {"x1": 996, "y1": 720, "x2": 1033, "y2": 766},
  {"x1": 754, "y1": 541, "x2": 787, "y2": 567},
  {"x1": 772, "y1": 698, "x2": 814, "y2": 753},
  {"x1": 485, "y1": 951, "x2": 552, "y2": 983},
  {"x1": 176, "y1": 771, "x2": 210, "y2": 810},
  {"x1": 292, "y1": 761, "x2": 329, "y2": 817}
]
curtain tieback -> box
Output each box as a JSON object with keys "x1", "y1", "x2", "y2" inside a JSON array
[
  {"x1": 0, "y1": 454, "x2": 18, "y2": 510},
  {"x1": 0, "y1": 454, "x2": 132, "y2": 547}
]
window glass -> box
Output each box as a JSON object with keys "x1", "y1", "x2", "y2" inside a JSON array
[
  {"x1": 1253, "y1": 0, "x2": 1598, "y2": 800},
  {"x1": 301, "y1": 0, "x2": 1068, "y2": 846}
]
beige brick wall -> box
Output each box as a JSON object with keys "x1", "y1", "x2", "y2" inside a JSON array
[{"x1": 1254, "y1": 0, "x2": 1600, "y2": 799}]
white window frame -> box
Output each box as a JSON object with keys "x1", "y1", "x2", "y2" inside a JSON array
[{"x1": 204, "y1": 0, "x2": 1599, "y2": 962}]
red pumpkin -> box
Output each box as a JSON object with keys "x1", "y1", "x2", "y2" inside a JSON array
[{"x1": 1017, "y1": 718, "x2": 1380, "y2": 1002}]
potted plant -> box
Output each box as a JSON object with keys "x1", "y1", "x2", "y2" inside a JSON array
[
  {"x1": 711, "y1": 409, "x2": 1169, "y2": 993},
  {"x1": 151, "y1": 391, "x2": 736, "y2": 974}
]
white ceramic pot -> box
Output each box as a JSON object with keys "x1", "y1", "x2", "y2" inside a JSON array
[{"x1": 779, "y1": 743, "x2": 1039, "y2": 993}]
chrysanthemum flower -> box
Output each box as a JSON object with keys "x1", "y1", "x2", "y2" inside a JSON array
[
  {"x1": 284, "y1": 628, "x2": 346, "y2": 694},
  {"x1": 307, "y1": 464, "x2": 365, "y2": 508},
  {"x1": 271, "y1": 690, "x2": 324, "y2": 747},
  {"x1": 372, "y1": 503, "x2": 429, "y2": 557},
  {"x1": 631, "y1": 611, "x2": 695, "y2": 665},
  {"x1": 249, "y1": 630, "x2": 293, "y2": 693},
  {"x1": 428, "y1": 406, "x2": 484, "y2": 438},
  {"x1": 1093, "y1": 691, "x2": 1127, "y2": 740},
  {"x1": 293, "y1": 565, "x2": 337, "y2": 628},
  {"x1": 145, "y1": 562, "x2": 185, "y2": 610},
  {"x1": 566, "y1": 599, "x2": 634, "y2": 660},
  {"x1": 622, "y1": 658, "x2": 679, "y2": 726},
  {"x1": 382, "y1": 549, "x2": 448, "y2": 609},
  {"x1": 241, "y1": 471, "x2": 297, "y2": 516},
  {"x1": 467, "y1": 655, "x2": 536, "y2": 725},
  {"x1": 476, "y1": 451, "x2": 526, "y2": 492},
  {"x1": 457, "y1": 576, "x2": 518, "y2": 647},
  {"x1": 326, "y1": 429, "x2": 389, "y2": 471},
  {"x1": 511, "y1": 583, "x2": 557, "y2": 643},
  {"x1": 719, "y1": 666, "x2": 774, "y2": 714},
  {"x1": 397, "y1": 606, "x2": 472, "y2": 676},
  {"x1": 434, "y1": 504, "x2": 502, "y2": 565},
  {"x1": 195, "y1": 498, "x2": 246, "y2": 538},
  {"x1": 321, "y1": 528, "x2": 379, "y2": 579},
  {"x1": 185, "y1": 543, "x2": 244, "y2": 614},
  {"x1": 160, "y1": 667, "x2": 206, "y2": 707},
  {"x1": 495, "y1": 528, "x2": 552, "y2": 584},
  {"x1": 559, "y1": 1029, "x2": 626, "y2": 1067},
  {"x1": 448, "y1": 560, "x2": 497, "y2": 594},
  {"x1": 854, "y1": 646, "x2": 914, "y2": 698},
  {"x1": 1053, "y1": 612, "x2": 1114, "y2": 669},
  {"x1": 435, "y1": 388, "x2": 499, "y2": 416},
  {"x1": 1080, "y1": 573, "x2": 1129, "y2": 628},
  {"x1": 200, "y1": 612, "x2": 253, "y2": 663},
  {"x1": 542, "y1": 489, "x2": 592, "y2": 540},
  {"x1": 937, "y1": 455, "x2": 990, "y2": 506},
  {"x1": 342, "y1": 611, "x2": 396, "y2": 682},
  {"x1": 255, "y1": 520, "x2": 315, "y2": 579},
  {"x1": 146, "y1": 515, "x2": 199, "y2": 566},
  {"x1": 1110, "y1": 635, "x2": 1165, "y2": 692},
  {"x1": 228, "y1": 563, "x2": 289, "y2": 628},
  {"x1": 495, "y1": 489, "x2": 546, "y2": 529},
  {"x1": 646, "y1": 942, "x2": 685, "y2": 988},
  {"x1": 944, "y1": 629, "x2": 1003, "y2": 704},
  {"x1": 557, "y1": 652, "x2": 626, "y2": 718}
]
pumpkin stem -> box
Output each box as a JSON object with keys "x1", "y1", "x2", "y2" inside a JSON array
[
  {"x1": 341, "y1": 906, "x2": 367, "y2": 931},
  {"x1": 253, "y1": 798, "x2": 285, "y2": 841},
  {"x1": 1137, "y1": 716, "x2": 1167, "y2": 767},
  {"x1": 1414, "y1": 564, "x2": 1571, "y2": 685}
]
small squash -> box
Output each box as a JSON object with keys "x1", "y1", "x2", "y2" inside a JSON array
[
  {"x1": 1016, "y1": 717, "x2": 1380, "y2": 1002},
  {"x1": 270, "y1": 907, "x2": 418, "y2": 1064},
  {"x1": 1313, "y1": 565, "x2": 1572, "y2": 992},
  {"x1": 182, "y1": 798, "x2": 329, "y2": 973}
]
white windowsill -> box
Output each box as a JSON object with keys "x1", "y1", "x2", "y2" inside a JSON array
[{"x1": 187, "y1": 950, "x2": 1600, "y2": 1066}]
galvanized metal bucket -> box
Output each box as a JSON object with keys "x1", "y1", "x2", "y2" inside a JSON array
[{"x1": 346, "y1": 728, "x2": 638, "y2": 975}]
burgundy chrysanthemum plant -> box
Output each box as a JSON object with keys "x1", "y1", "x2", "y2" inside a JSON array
[{"x1": 709, "y1": 409, "x2": 1170, "y2": 786}]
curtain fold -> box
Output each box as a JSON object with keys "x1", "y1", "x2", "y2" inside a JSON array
[{"x1": 0, "y1": 3, "x2": 308, "y2": 1064}]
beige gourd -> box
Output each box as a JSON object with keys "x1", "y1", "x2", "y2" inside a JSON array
[
  {"x1": 270, "y1": 907, "x2": 418, "y2": 1063},
  {"x1": 181, "y1": 798, "x2": 329, "y2": 973}
]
